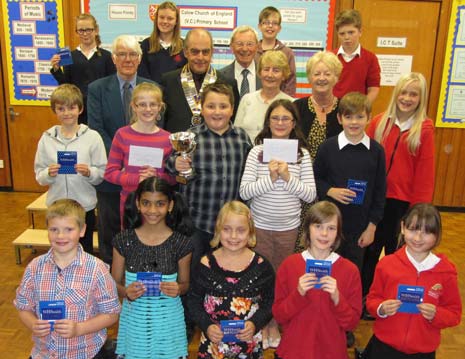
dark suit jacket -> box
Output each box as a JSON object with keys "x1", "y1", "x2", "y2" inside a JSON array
[
  {"x1": 218, "y1": 61, "x2": 262, "y2": 94},
  {"x1": 160, "y1": 68, "x2": 239, "y2": 133},
  {"x1": 87, "y1": 74, "x2": 155, "y2": 191}
]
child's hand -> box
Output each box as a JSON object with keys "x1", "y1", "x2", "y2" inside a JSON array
[
  {"x1": 126, "y1": 281, "x2": 146, "y2": 300},
  {"x1": 175, "y1": 156, "x2": 192, "y2": 173},
  {"x1": 206, "y1": 324, "x2": 223, "y2": 344},
  {"x1": 268, "y1": 160, "x2": 279, "y2": 182},
  {"x1": 32, "y1": 319, "x2": 52, "y2": 337},
  {"x1": 236, "y1": 321, "x2": 255, "y2": 342},
  {"x1": 54, "y1": 319, "x2": 78, "y2": 338},
  {"x1": 358, "y1": 223, "x2": 376, "y2": 248},
  {"x1": 277, "y1": 161, "x2": 290, "y2": 182},
  {"x1": 297, "y1": 273, "x2": 318, "y2": 296},
  {"x1": 327, "y1": 187, "x2": 356, "y2": 204},
  {"x1": 160, "y1": 281, "x2": 180, "y2": 297},
  {"x1": 379, "y1": 299, "x2": 402, "y2": 316},
  {"x1": 48, "y1": 164, "x2": 61, "y2": 177},
  {"x1": 139, "y1": 165, "x2": 157, "y2": 182},
  {"x1": 50, "y1": 54, "x2": 61, "y2": 70},
  {"x1": 75, "y1": 164, "x2": 91, "y2": 177},
  {"x1": 320, "y1": 276, "x2": 340, "y2": 305},
  {"x1": 417, "y1": 303, "x2": 437, "y2": 322}
]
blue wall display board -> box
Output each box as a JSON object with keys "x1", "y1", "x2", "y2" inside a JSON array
[
  {"x1": 84, "y1": 0, "x2": 336, "y2": 97},
  {"x1": 2, "y1": 0, "x2": 65, "y2": 105}
]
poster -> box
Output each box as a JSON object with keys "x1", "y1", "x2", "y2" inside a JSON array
[
  {"x1": 436, "y1": 0, "x2": 465, "y2": 128},
  {"x1": 2, "y1": 0, "x2": 65, "y2": 105},
  {"x1": 83, "y1": 0, "x2": 336, "y2": 97}
]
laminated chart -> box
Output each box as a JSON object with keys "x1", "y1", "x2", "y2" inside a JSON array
[{"x1": 2, "y1": 0, "x2": 65, "y2": 105}]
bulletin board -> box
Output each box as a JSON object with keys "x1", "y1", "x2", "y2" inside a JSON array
[
  {"x1": 436, "y1": 0, "x2": 465, "y2": 128},
  {"x1": 82, "y1": 0, "x2": 337, "y2": 97},
  {"x1": 1, "y1": 0, "x2": 66, "y2": 105}
]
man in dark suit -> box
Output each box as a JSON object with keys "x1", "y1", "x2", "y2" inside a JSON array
[
  {"x1": 87, "y1": 35, "x2": 155, "y2": 265},
  {"x1": 218, "y1": 25, "x2": 262, "y2": 98},
  {"x1": 161, "y1": 28, "x2": 239, "y2": 133}
]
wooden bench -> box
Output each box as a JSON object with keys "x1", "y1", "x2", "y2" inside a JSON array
[
  {"x1": 26, "y1": 192, "x2": 47, "y2": 228},
  {"x1": 12, "y1": 229, "x2": 98, "y2": 264}
]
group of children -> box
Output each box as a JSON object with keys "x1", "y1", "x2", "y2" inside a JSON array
[{"x1": 14, "y1": 3, "x2": 461, "y2": 359}]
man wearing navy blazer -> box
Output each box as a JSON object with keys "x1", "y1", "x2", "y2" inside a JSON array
[
  {"x1": 87, "y1": 35, "x2": 155, "y2": 265},
  {"x1": 218, "y1": 25, "x2": 262, "y2": 98},
  {"x1": 161, "y1": 28, "x2": 239, "y2": 133}
]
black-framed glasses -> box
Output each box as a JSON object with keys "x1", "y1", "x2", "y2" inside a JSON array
[
  {"x1": 76, "y1": 28, "x2": 94, "y2": 35},
  {"x1": 261, "y1": 21, "x2": 280, "y2": 27},
  {"x1": 188, "y1": 48, "x2": 211, "y2": 56}
]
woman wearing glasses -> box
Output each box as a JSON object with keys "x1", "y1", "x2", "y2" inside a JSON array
[
  {"x1": 240, "y1": 99, "x2": 316, "y2": 349},
  {"x1": 138, "y1": 1, "x2": 187, "y2": 83},
  {"x1": 104, "y1": 83, "x2": 176, "y2": 224},
  {"x1": 50, "y1": 13, "x2": 115, "y2": 124}
]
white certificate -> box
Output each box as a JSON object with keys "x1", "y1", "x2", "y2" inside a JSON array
[
  {"x1": 263, "y1": 139, "x2": 298, "y2": 163},
  {"x1": 128, "y1": 145, "x2": 163, "y2": 168}
]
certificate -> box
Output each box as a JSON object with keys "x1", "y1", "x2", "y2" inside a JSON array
[
  {"x1": 263, "y1": 138, "x2": 298, "y2": 163},
  {"x1": 128, "y1": 145, "x2": 163, "y2": 168}
]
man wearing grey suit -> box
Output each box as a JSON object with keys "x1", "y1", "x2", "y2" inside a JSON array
[
  {"x1": 87, "y1": 35, "x2": 155, "y2": 265},
  {"x1": 218, "y1": 25, "x2": 262, "y2": 98}
]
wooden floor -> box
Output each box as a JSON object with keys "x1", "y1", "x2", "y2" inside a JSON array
[{"x1": 0, "y1": 192, "x2": 464, "y2": 359}]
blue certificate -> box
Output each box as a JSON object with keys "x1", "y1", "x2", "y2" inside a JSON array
[
  {"x1": 221, "y1": 320, "x2": 245, "y2": 343},
  {"x1": 39, "y1": 300, "x2": 66, "y2": 331},
  {"x1": 397, "y1": 284, "x2": 424, "y2": 314},
  {"x1": 347, "y1": 179, "x2": 368, "y2": 205},
  {"x1": 57, "y1": 151, "x2": 77, "y2": 174},
  {"x1": 57, "y1": 47, "x2": 73, "y2": 66},
  {"x1": 306, "y1": 259, "x2": 332, "y2": 289},
  {"x1": 137, "y1": 272, "x2": 162, "y2": 297}
]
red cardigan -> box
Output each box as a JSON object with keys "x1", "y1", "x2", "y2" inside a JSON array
[
  {"x1": 273, "y1": 253, "x2": 361, "y2": 359},
  {"x1": 367, "y1": 113, "x2": 435, "y2": 204},
  {"x1": 366, "y1": 247, "x2": 461, "y2": 354}
]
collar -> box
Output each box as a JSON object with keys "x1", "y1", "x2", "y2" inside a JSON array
[
  {"x1": 117, "y1": 74, "x2": 137, "y2": 91},
  {"x1": 44, "y1": 244, "x2": 84, "y2": 269},
  {"x1": 77, "y1": 45, "x2": 97, "y2": 60},
  {"x1": 395, "y1": 116, "x2": 415, "y2": 132},
  {"x1": 337, "y1": 44, "x2": 361, "y2": 61},
  {"x1": 405, "y1": 246, "x2": 440, "y2": 272},
  {"x1": 338, "y1": 131, "x2": 370, "y2": 150},
  {"x1": 234, "y1": 60, "x2": 256, "y2": 78},
  {"x1": 301, "y1": 249, "x2": 340, "y2": 264}
]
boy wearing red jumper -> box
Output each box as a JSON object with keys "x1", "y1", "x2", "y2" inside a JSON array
[{"x1": 332, "y1": 9, "x2": 380, "y2": 104}]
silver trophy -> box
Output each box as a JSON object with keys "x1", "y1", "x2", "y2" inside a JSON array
[{"x1": 169, "y1": 131, "x2": 197, "y2": 184}]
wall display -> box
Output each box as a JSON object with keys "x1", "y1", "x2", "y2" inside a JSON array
[
  {"x1": 436, "y1": 0, "x2": 465, "y2": 128},
  {"x1": 2, "y1": 0, "x2": 65, "y2": 105},
  {"x1": 83, "y1": 0, "x2": 336, "y2": 97}
]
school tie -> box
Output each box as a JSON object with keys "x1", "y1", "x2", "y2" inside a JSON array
[
  {"x1": 123, "y1": 82, "x2": 132, "y2": 124},
  {"x1": 240, "y1": 69, "x2": 250, "y2": 98}
]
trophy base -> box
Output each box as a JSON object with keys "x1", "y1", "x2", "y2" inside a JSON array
[{"x1": 176, "y1": 175, "x2": 188, "y2": 185}]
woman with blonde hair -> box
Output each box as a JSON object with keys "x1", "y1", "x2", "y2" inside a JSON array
[
  {"x1": 138, "y1": 1, "x2": 187, "y2": 82},
  {"x1": 362, "y1": 72, "x2": 435, "y2": 308},
  {"x1": 235, "y1": 50, "x2": 294, "y2": 141},
  {"x1": 294, "y1": 51, "x2": 343, "y2": 160},
  {"x1": 50, "y1": 13, "x2": 115, "y2": 124}
]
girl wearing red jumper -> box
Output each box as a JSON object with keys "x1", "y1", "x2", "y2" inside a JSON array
[
  {"x1": 365, "y1": 203, "x2": 461, "y2": 358},
  {"x1": 273, "y1": 201, "x2": 362, "y2": 359},
  {"x1": 363, "y1": 72, "x2": 435, "y2": 297},
  {"x1": 104, "y1": 83, "x2": 175, "y2": 223}
]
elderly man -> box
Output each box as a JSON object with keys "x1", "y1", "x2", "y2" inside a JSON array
[
  {"x1": 161, "y1": 28, "x2": 239, "y2": 133},
  {"x1": 219, "y1": 25, "x2": 262, "y2": 98},
  {"x1": 87, "y1": 35, "x2": 155, "y2": 265}
]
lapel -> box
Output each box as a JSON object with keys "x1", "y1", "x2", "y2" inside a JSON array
[{"x1": 107, "y1": 75, "x2": 125, "y2": 127}]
